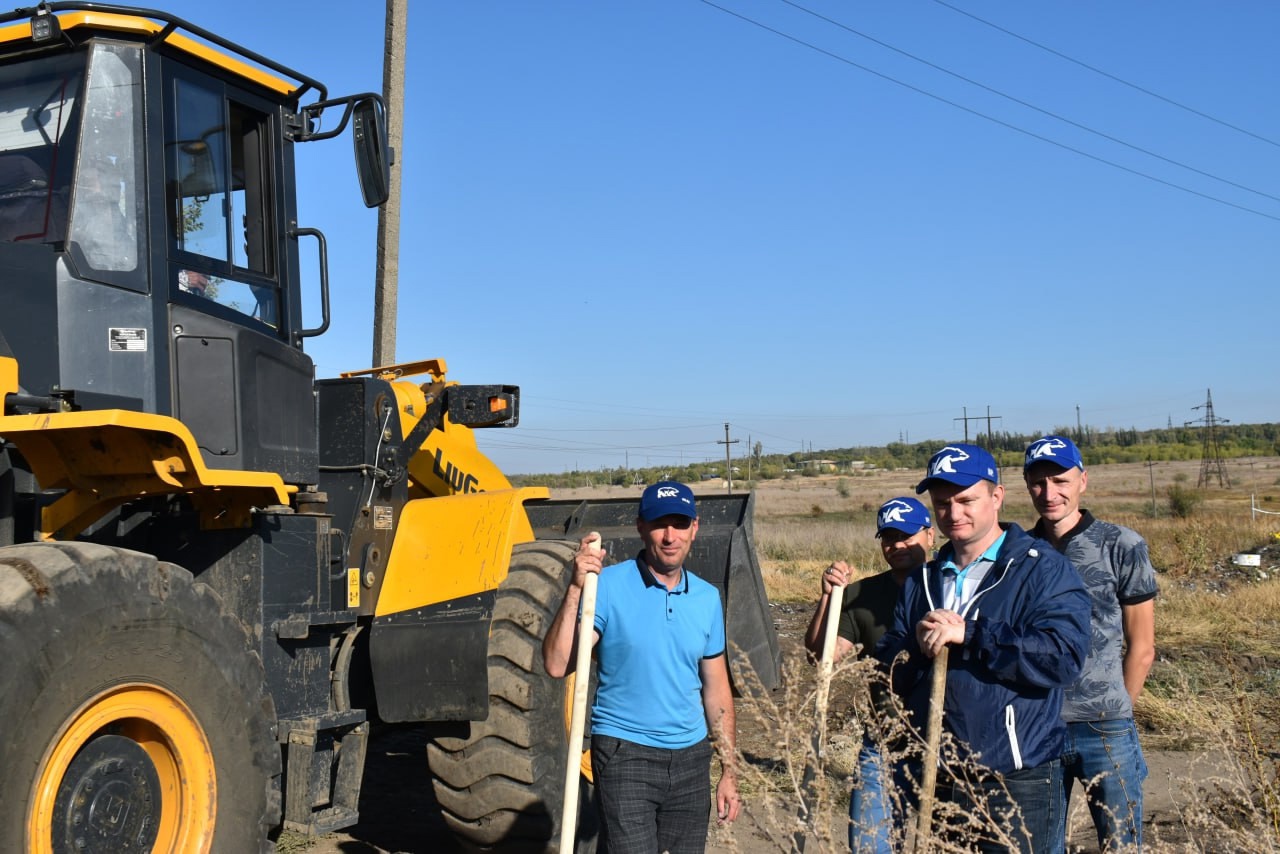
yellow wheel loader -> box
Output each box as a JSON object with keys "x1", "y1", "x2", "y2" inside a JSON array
[{"x1": 0, "y1": 5, "x2": 780, "y2": 852}]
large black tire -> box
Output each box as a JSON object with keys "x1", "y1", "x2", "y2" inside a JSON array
[
  {"x1": 428, "y1": 539, "x2": 598, "y2": 853},
  {"x1": 0, "y1": 541, "x2": 280, "y2": 854}
]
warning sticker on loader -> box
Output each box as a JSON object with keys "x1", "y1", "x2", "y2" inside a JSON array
[
  {"x1": 109, "y1": 328, "x2": 147, "y2": 351},
  {"x1": 348, "y1": 568, "x2": 361, "y2": 608}
]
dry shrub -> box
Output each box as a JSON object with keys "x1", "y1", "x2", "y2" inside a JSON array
[
  {"x1": 730, "y1": 649, "x2": 1280, "y2": 853},
  {"x1": 727, "y1": 646, "x2": 1090, "y2": 853},
  {"x1": 723, "y1": 645, "x2": 859, "y2": 851},
  {"x1": 1139, "y1": 678, "x2": 1280, "y2": 852},
  {"x1": 1134, "y1": 580, "x2": 1280, "y2": 850}
]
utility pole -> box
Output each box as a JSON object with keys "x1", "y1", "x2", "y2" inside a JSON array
[
  {"x1": 956, "y1": 407, "x2": 1000, "y2": 448},
  {"x1": 1145, "y1": 456, "x2": 1158, "y2": 517},
  {"x1": 1186, "y1": 389, "x2": 1230, "y2": 488},
  {"x1": 372, "y1": 0, "x2": 407, "y2": 367},
  {"x1": 954, "y1": 406, "x2": 971, "y2": 442},
  {"x1": 1076, "y1": 405, "x2": 1083, "y2": 445},
  {"x1": 983, "y1": 406, "x2": 1002, "y2": 449},
  {"x1": 718, "y1": 423, "x2": 739, "y2": 493}
]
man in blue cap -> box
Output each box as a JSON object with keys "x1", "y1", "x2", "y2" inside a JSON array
[
  {"x1": 875, "y1": 443, "x2": 1091, "y2": 853},
  {"x1": 1024, "y1": 436, "x2": 1156, "y2": 852},
  {"x1": 543, "y1": 481, "x2": 739, "y2": 853},
  {"x1": 805, "y1": 496, "x2": 934, "y2": 853}
]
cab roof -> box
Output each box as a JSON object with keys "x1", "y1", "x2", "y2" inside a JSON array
[{"x1": 0, "y1": 4, "x2": 324, "y2": 101}]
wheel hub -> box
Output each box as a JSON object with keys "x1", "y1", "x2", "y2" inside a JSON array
[{"x1": 51, "y1": 734, "x2": 161, "y2": 854}]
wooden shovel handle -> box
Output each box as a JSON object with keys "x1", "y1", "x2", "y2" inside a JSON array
[
  {"x1": 913, "y1": 646, "x2": 950, "y2": 853},
  {"x1": 559, "y1": 533, "x2": 601, "y2": 852}
]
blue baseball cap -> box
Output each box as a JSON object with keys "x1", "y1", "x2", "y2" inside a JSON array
[
  {"x1": 639, "y1": 481, "x2": 698, "y2": 520},
  {"x1": 876, "y1": 497, "x2": 931, "y2": 537},
  {"x1": 916, "y1": 443, "x2": 1000, "y2": 494},
  {"x1": 1024, "y1": 435, "x2": 1085, "y2": 472}
]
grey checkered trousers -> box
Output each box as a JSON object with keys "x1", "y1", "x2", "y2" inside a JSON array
[{"x1": 590, "y1": 734, "x2": 713, "y2": 853}]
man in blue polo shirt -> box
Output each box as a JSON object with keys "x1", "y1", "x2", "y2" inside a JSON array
[
  {"x1": 543, "y1": 481, "x2": 739, "y2": 853},
  {"x1": 875, "y1": 444, "x2": 1090, "y2": 853}
]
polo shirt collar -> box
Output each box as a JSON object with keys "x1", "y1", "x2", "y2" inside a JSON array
[
  {"x1": 940, "y1": 530, "x2": 1007, "y2": 573},
  {"x1": 1032, "y1": 509, "x2": 1094, "y2": 549},
  {"x1": 636, "y1": 552, "x2": 688, "y2": 594}
]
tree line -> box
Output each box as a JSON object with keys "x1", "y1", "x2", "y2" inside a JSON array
[{"x1": 512, "y1": 423, "x2": 1280, "y2": 489}]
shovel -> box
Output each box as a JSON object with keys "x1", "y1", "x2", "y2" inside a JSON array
[{"x1": 559, "y1": 532, "x2": 601, "y2": 853}]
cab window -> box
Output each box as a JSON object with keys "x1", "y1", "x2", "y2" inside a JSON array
[
  {"x1": 0, "y1": 51, "x2": 82, "y2": 246},
  {"x1": 67, "y1": 41, "x2": 147, "y2": 291},
  {"x1": 166, "y1": 73, "x2": 279, "y2": 329}
]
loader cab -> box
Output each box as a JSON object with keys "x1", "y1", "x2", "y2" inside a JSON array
[
  {"x1": 0, "y1": 6, "x2": 384, "y2": 485},
  {"x1": 159, "y1": 55, "x2": 321, "y2": 483}
]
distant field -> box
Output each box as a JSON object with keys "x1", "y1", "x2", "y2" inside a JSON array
[{"x1": 550, "y1": 455, "x2": 1280, "y2": 600}]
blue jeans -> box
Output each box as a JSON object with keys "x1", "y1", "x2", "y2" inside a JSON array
[
  {"x1": 941, "y1": 758, "x2": 1064, "y2": 854},
  {"x1": 848, "y1": 739, "x2": 916, "y2": 853},
  {"x1": 1062, "y1": 718, "x2": 1147, "y2": 852}
]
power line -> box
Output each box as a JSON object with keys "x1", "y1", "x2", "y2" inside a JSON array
[
  {"x1": 777, "y1": 0, "x2": 1280, "y2": 205},
  {"x1": 1185, "y1": 389, "x2": 1230, "y2": 488},
  {"x1": 953, "y1": 405, "x2": 1001, "y2": 448},
  {"x1": 696, "y1": 0, "x2": 1280, "y2": 222},
  {"x1": 928, "y1": 0, "x2": 1280, "y2": 150}
]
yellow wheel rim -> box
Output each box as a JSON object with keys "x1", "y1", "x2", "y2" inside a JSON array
[{"x1": 29, "y1": 683, "x2": 216, "y2": 853}]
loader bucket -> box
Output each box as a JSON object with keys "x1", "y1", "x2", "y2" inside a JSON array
[{"x1": 524, "y1": 491, "x2": 781, "y2": 693}]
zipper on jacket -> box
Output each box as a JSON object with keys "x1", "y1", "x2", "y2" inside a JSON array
[
  {"x1": 962, "y1": 556, "x2": 1014, "y2": 616},
  {"x1": 1004, "y1": 704, "x2": 1023, "y2": 770},
  {"x1": 922, "y1": 563, "x2": 937, "y2": 612}
]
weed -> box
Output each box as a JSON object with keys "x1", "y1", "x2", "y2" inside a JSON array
[{"x1": 1168, "y1": 483, "x2": 1203, "y2": 518}]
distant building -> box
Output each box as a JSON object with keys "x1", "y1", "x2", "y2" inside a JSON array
[{"x1": 798, "y1": 459, "x2": 838, "y2": 472}]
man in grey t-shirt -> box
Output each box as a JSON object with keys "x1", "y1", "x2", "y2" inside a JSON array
[{"x1": 1024, "y1": 436, "x2": 1157, "y2": 852}]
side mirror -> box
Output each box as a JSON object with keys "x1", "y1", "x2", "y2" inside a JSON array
[{"x1": 352, "y1": 97, "x2": 390, "y2": 208}]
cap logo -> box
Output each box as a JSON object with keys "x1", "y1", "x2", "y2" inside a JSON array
[
  {"x1": 930, "y1": 446, "x2": 970, "y2": 476},
  {"x1": 1028, "y1": 437, "x2": 1067, "y2": 460},
  {"x1": 880, "y1": 499, "x2": 915, "y2": 526},
  {"x1": 656, "y1": 486, "x2": 680, "y2": 499}
]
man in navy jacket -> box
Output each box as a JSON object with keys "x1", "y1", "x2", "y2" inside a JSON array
[{"x1": 876, "y1": 443, "x2": 1090, "y2": 853}]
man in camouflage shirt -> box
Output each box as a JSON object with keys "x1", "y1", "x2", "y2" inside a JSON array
[{"x1": 1024, "y1": 436, "x2": 1157, "y2": 852}]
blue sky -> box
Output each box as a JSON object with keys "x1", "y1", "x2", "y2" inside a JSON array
[{"x1": 195, "y1": 2, "x2": 1277, "y2": 474}]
